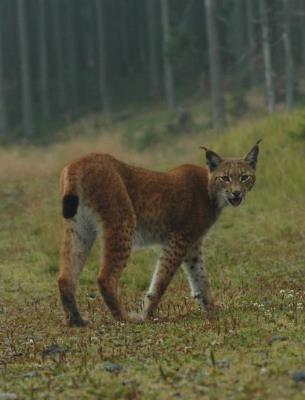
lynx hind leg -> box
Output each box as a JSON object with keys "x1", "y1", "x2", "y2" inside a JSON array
[
  {"x1": 143, "y1": 234, "x2": 189, "y2": 320},
  {"x1": 97, "y1": 217, "x2": 135, "y2": 321},
  {"x1": 58, "y1": 210, "x2": 96, "y2": 326},
  {"x1": 183, "y1": 242, "x2": 214, "y2": 310}
]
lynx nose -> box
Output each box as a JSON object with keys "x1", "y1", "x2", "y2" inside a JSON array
[{"x1": 232, "y1": 191, "x2": 242, "y2": 198}]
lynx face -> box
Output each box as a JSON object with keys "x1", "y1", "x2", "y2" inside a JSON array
[{"x1": 202, "y1": 141, "x2": 261, "y2": 208}]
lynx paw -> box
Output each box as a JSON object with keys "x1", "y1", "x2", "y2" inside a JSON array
[
  {"x1": 204, "y1": 302, "x2": 221, "y2": 317},
  {"x1": 127, "y1": 312, "x2": 145, "y2": 324},
  {"x1": 205, "y1": 302, "x2": 220, "y2": 312}
]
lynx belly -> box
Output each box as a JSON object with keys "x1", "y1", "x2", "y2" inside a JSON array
[{"x1": 133, "y1": 225, "x2": 165, "y2": 247}]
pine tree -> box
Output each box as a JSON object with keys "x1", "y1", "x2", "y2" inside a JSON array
[
  {"x1": 204, "y1": 0, "x2": 225, "y2": 127},
  {"x1": 259, "y1": 0, "x2": 276, "y2": 113},
  {"x1": 282, "y1": 0, "x2": 294, "y2": 111},
  {"x1": 39, "y1": 0, "x2": 50, "y2": 118},
  {"x1": 147, "y1": 0, "x2": 161, "y2": 97},
  {"x1": 0, "y1": 2, "x2": 7, "y2": 135},
  {"x1": 95, "y1": 0, "x2": 110, "y2": 112},
  {"x1": 161, "y1": 0, "x2": 175, "y2": 108},
  {"x1": 17, "y1": 0, "x2": 34, "y2": 134}
]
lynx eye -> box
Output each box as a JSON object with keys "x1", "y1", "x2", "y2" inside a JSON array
[
  {"x1": 220, "y1": 175, "x2": 231, "y2": 183},
  {"x1": 240, "y1": 174, "x2": 250, "y2": 182}
]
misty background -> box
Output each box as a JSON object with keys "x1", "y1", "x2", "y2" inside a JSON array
[{"x1": 0, "y1": 0, "x2": 303, "y2": 141}]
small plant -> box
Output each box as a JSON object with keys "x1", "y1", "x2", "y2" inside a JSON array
[
  {"x1": 123, "y1": 120, "x2": 160, "y2": 151},
  {"x1": 287, "y1": 111, "x2": 305, "y2": 141},
  {"x1": 228, "y1": 91, "x2": 249, "y2": 118}
]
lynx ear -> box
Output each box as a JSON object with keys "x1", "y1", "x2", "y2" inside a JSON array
[
  {"x1": 200, "y1": 146, "x2": 223, "y2": 172},
  {"x1": 244, "y1": 139, "x2": 262, "y2": 169}
]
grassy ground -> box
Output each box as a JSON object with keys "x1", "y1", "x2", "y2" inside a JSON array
[{"x1": 1, "y1": 107, "x2": 305, "y2": 399}]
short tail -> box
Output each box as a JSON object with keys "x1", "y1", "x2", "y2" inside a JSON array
[
  {"x1": 62, "y1": 194, "x2": 79, "y2": 218},
  {"x1": 60, "y1": 165, "x2": 80, "y2": 219}
]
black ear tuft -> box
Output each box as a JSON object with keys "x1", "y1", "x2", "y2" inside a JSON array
[
  {"x1": 244, "y1": 139, "x2": 262, "y2": 169},
  {"x1": 200, "y1": 146, "x2": 223, "y2": 171}
]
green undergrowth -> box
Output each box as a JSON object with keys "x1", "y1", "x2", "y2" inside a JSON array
[{"x1": 1, "y1": 108, "x2": 305, "y2": 399}]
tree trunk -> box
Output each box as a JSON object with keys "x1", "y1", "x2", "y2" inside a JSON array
[
  {"x1": 0, "y1": 3, "x2": 7, "y2": 135},
  {"x1": 259, "y1": 0, "x2": 275, "y2": 113},
  {"x1": 17, "y1": 0, "x2": 34, "y2": 135},
  {"x1": 146, "y1": 0, "x2": 161, "y2": 97},
  {"x1": 95, "y1": 0, "x2": 110, "y2": 113},
  {"x1": 120, "y1": 0, "x2": 129, "y2": 74},
  {"x1": 246, "y1": 0, "x2": 256, "y2": 88},
  {"x1": 161, "y1": 0, "x2": 175, "y2": 108},
  {"x1": 204, "y1": 0, "x2": 225, "y2": 128},
  {"x1": 299, "y1": 0, "x2": 305, "y2": 73},
  {"x1": 51, "y1": 0, "x2": 66, "y2": 112},
  {"x1": 39, "y1": 0, "x2": 50, "y2": 119},
  {"x1": 65, "y1": 0, "x2": 78, "y2": 111},
  {"x1": 282, "y1": 0, "x2": 294, "y2": 111},
  {"x1": 229, "y1": 0, "x2": 244, "y2": 65}
]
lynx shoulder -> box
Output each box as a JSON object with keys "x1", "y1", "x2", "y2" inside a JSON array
[{"x1": 58, "y1": 141, "x2": 261, "y2": 326}]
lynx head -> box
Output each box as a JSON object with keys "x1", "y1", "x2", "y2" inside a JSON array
[{"x1": 201, "y1": 140, "x2": 261, "y2": 208}]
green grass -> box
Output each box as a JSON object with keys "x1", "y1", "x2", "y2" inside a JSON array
[{"x1": 1, "y1": 107, "x2": 305, "y2": 399}]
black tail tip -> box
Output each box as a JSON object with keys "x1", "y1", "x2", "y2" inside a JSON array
[{"x1": 62, "y1": 195, "x2": 79, "y2": 219}]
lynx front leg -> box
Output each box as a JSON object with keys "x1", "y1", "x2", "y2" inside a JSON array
[
  {"x1": 58, "y1": 219, "x2": 96, "y2": 326},
  {"x1": 183, "y1": 243, "x2": 214, "y2": 310},
  {"x1": 143, "y1": 234, "x2": 188, "y2": 319}
]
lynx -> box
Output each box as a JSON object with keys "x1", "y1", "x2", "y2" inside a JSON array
[{"x1": 58, "y1": 141, "x2": 261, "y2": 326}]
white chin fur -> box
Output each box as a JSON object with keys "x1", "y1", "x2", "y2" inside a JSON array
[{"x1": 216, "y1": 194, "x2": 230, "y2": 209}]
